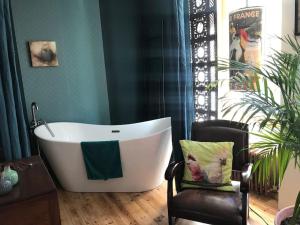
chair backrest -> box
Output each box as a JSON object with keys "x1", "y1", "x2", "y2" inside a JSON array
[{"x1": 191, "y1": 120, "x2": 249, "y2": 173}]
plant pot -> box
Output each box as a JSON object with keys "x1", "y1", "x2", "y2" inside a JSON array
[
  {"x1": 279, "y1": 159, "x2": 300, "y2": 209},
  {"x1": 275, "y1": 206, "x2": 294, "y2": 225}
]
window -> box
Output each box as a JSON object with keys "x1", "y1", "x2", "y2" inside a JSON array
[{"x1": 189, "y1": 0, "x2": 218, "y2": 121}]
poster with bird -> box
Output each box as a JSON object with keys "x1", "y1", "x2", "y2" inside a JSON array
[{"x1": 229, "y1": 6, "x2": 263, "y2": 91}]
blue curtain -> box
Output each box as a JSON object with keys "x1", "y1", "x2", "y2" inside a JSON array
[
  {"x1": 0, "y1": 0, "x2": 31, "y2": 161},
  {"x1": 141, "y1": 0, "x2": 193, "y2": 161},
  {"x1": 169, "y1": 0, "x2": 193, "y2": 161}
]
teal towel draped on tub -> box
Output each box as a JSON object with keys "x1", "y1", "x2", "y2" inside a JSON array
[{"x1": 81, "y1": 141, "x2": 123, "y2": 180}]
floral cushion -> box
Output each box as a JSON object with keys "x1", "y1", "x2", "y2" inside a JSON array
[{"x1": 180, "y1": 140, "x2": 235, "y2": 192}]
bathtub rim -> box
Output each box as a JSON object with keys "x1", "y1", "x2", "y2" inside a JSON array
[{"x1": 34, "y1": 117, "x2": 172, "y2": 144}]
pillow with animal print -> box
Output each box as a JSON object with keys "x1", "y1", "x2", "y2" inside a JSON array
[{"x1": 180, "y1": 140, "x2": 235, "y2": 192}]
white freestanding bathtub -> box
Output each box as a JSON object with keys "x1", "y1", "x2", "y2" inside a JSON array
[{"x1": 34, "y1": 117, "x2": 172, "y2": 192}]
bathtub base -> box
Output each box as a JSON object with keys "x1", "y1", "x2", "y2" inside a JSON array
[{"x1": 60, "y1": 179, "x2": 164, "y2": 193}]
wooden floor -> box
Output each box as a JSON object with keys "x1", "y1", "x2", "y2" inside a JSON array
[{"x1": 58, "y1": 182, "x2": 277, "y2": 225}]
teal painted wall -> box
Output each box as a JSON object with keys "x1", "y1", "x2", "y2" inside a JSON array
[{"x1": 11, "y1": 0, "x2": 110, "y2": 124}]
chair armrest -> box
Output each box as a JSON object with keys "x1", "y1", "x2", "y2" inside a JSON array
[
  {"x1": 240, "y1": 163, "x2": 253, "y2": 193},
  {"x1": 165, "y1": 161, "x2": 185, "y2": 181},
  {"x1": 165, "y1": 161, "x2": 184, "y2": 201}
]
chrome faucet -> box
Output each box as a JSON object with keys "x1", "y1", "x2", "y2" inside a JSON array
[
  {"x1": 30, "y1": 102, "x2": 55, "y2": 137},
  {"x1": 31, "y1": 102, "x2": 39, "y2": 128}
]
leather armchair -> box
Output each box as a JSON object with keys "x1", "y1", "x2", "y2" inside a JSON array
[{"x1": 165, "y1": 120, "x2": 252, "y2": 225}]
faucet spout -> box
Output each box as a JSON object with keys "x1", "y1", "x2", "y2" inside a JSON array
[{"x1": 30, "y1": 102, "x2": 39, "y2": 128}]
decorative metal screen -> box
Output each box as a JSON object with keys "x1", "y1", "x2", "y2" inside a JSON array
[{"x1": 189, "y1": 0, "x2": 218, "y2": 121}]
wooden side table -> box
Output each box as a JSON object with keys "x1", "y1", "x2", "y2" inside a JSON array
[{"x1": 0, "y1": 156, "x2": 61, "y2": 225}]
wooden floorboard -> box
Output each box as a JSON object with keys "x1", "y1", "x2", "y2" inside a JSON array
[{"x1": 58, "y1": 182, "x2": 277, "y2": 225}]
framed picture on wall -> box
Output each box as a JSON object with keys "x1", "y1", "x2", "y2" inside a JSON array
[
  {"x1": 229, "y1": 7, "x2": 263, "y2": 91},
  {"x1": 295, "y1": 0, "x2": 300, "y2": 35},
  {"x1": 29, "y1": 41, "x2": 59, "y2": 67}
]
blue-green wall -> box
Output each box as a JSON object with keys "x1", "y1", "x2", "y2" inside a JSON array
[{"x1": 11, "y1": 0, "x2": 110, "y2": 124}]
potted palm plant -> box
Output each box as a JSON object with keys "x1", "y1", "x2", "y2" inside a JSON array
[{"x1": 217, "y1": 36, "x2": 300, "y2": 225}]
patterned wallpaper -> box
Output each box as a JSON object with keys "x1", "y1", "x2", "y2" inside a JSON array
[{"x1": 11, "y1": 0, "x2": 111, "y2": 124}]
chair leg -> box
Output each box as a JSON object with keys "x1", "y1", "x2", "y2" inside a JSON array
[
  {"x1": 168, "y1": 215, "x2": 173, "y2": 225},
  {"x1": 242, "y1": 193, "x2": 249, "y2": 225}
]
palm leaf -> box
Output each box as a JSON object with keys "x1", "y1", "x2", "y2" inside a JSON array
[{"x1": 218, "y1": 35, "x2": 300, "y2": 187}]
